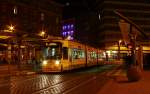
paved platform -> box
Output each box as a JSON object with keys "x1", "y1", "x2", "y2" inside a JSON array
[
  {"x1": 98, "y1": 69, "x2": 150, "y2": 94},
  {"x1": 0, "y1": 65, "x2": 36, "y2": 78}
]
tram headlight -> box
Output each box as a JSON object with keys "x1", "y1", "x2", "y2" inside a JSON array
[
  {"x1": 55, "y1": 60, "x2": 60, "y2": 65},
  {"x1": 42, "y1": 60, "x2": 48, "y2": 66}
]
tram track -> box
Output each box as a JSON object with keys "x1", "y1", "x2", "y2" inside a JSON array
[
  {"x1": 32, "y1": 66, "x2": 114, "y2": 94},
  {"x1": 32, "y1": 74, "x2": 93, "y2": 94},
  {"x1": 62, "y1": 75, "x2": 98, "y2": 94}
]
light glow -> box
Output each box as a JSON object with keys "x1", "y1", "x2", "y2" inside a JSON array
[
  {"x1": 52, "y1": 48, "x2": 55, "y2": 56},
  {"x1": 0, "y1": 36, "x2": 11, "y2": 39},
  {"x1": 106, "y1": 51, "x2": 111, "y2": 57},
  {"x1": 39, "y1": 31, "x2": 46, "y2": 37},
  {"x1": 112, "y1": 51, "x2": 117, "y2": 53},
  {"x1": 55, "y1": 60, "x2": 60, "y2": 65},
  {"x1": 71, "y1": 24, "x2": 74, "y2": 28},
  {"x1": 8, "y1": 25, "x2": 14, "y2": 31},
  {"x1": 43, "y1": 60, "x2": 48, "y2": 66},
  {"x1": 14, "y1": 6, "x2": 17, "y2": 14},
  {"x1": 98, "y1": 13, "x2": 101, "y2": 20},
  {"x1": 66, "y1": 36, "x2": 72, "y2": 40},
  {"x1": 119, "y1": 40, "x2": 122, "y2": 44}
]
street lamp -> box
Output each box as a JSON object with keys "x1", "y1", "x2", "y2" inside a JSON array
[
  {"x1": 6, "y1": 25, "x2": 15, "y2": 32},
  {"x1": 4, "y1": 25, "x2": 15, "y2": 75},
  {"x1": 9, "y1": 25, "x2": 14, "y2": 31},
  {"x1": 7, "y1": 24, "x2": 23, "y2": 71},
  {"x1": 39, "y1": 30, "x2": 46, "y2": 37},
  {"x1": 118, "y1": 40, "x2": 122, "y2": 60}
]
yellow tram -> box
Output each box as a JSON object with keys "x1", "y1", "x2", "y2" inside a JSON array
[{"x1": 41, "y1": 39, "x2": 102, "y2": 72}]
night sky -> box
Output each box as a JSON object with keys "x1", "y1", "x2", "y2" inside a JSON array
[
  {"x1": 53, "y1": 0, "x2": 99, "y2": 19},
  {"x1": 54, "y1": 0, "x2": 150, "y2": 19}
]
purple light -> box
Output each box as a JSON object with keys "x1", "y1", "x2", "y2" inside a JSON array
[
  {"x1": 71, "y1": 24, "x2": 74, "y2": 28},
  {"x1": 62, "y1": 32, "x2": 65, "y2": 36},
  {"x1": 63, "y1": 32, "x2": 66, "y2": 36},
  {"x1": 64, "y1": 26, "x2": 67, "y2": 29},
  {"x1": 68, "y1": 31, "x2": 70, "y2": 35},
  {"x1": 63, "y1": 26, "x2": 65, "y2": 30},
  {"x1": 67, "y1": 25, "x2": 70, "y2": 29},
  {"x1": 70, "y1": 31, "x2": 73, "y2": 35},
  {"x1": 71, "y1": 37, "x2": 74, "y2": 40},
  {"x1": 62, "y1": 23, "x2": 75, "y2": 39},
  {"x1": 64, "y1": 32, "x2": 66, "y2": 34}
]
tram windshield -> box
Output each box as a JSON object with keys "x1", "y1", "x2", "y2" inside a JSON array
[{"x1": 43, "y1": 42, "x2": 62, "y2": 59}]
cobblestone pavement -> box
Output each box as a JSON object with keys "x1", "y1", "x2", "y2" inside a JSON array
[{"x1": 0, "y1": 65, "x2": 119, "y2": 94}]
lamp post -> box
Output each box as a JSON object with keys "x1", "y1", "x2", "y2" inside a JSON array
[
  {"x1": 114, "y1": 10, "x2": 143, "y2": 81},
  {"x1": 8, "y1": 25, "x2": 15, "y2": 73},
  {"x1": 8, "y1": 25, "x2": 25, "y2": 71},
  {"x1": 130, "y1": 34, "x2": 137, "y2": 66},
  {"x1": 118, "y1": 40, "x2": 122, "y2": 60}
]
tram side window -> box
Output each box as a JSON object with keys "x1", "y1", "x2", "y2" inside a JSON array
[
  {"x1": 72, "y1": 49, "x2": 85, "y2": 59},
  {"x1": 63, "y1": 47, "x2": 68, "y2": 59},
  {"x1": 73, "y1": 49, "x2": 78, "y2": 59},
  {"x1": 79, "y1": 50, "x2": 85, "y2": 58},
  {"x1": 91, "y1": 52, "x2": 97, "y2": 59}
]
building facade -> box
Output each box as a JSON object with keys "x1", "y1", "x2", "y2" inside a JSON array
[
  {"x1": 73, "y1": 0, "x2": 150, "y2": 61},
  {"x1": 96, "y1": 0, "x2": 150, "y2": 53},
  {"x1": 0, "y1": 0, "x2": 63, "y2": 64},
  {"x1": 0, "y1": 0, "x2": 63, "y2": 36}
]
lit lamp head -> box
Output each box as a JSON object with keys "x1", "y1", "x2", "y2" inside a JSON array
[
  {"x1": 119, "y1": 40, "x2": 122, "y2": 44},
  {"x1": 39, "y1": 30, "x2": 46, "y2": 37},
  {"x1": 8, "y1": 25, "x2": 15, "y2": 32}
]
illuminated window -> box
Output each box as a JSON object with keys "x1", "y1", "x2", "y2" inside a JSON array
[
  {"x1": 68, "y1": 32, "x2": 70, "y2": 35},
  {"x1": 72, "y1": 49, "x2": 85, "y2": 59},
  {"x1": 63, "y1": 26, "x2": 65, "y2": 30},
  {"x1": 64, "y1": 26, "x2": 67, "y2": 29},
  {"x1": 71, "y1": 24, "x2": 74, "y2": 28},
  {"x1": 67, "y1": 25, "x2": 70, "y2": 29},
  {"x1": 62, "y1": 23, "x2": 75, "y2": 40}
]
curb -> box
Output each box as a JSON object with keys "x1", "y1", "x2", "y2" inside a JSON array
[
  {"x1": 14, "y1": 71, "x2": 36, "y2": 76},
  {"x1": 0, "y1": 71, "x2": 36, "y2": 79}
]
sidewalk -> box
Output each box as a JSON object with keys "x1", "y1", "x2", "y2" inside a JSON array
[
  {"x1": 0, "y1": 70, "x2": 36, "y2": 78},
  {"x1": 0, "y1": 65, "x2": 36, "y2": 78},
  {"x1": 98, "y1": 69, "x2": 150, "y2": 94}
]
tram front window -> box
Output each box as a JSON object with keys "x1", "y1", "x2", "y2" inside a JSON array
[
  {"x1": 43, "y1": 43, "x2": 62, "y2": 60},
  {"x1": 47, "y1": 47, "x2": 61, "y2": 59}
]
